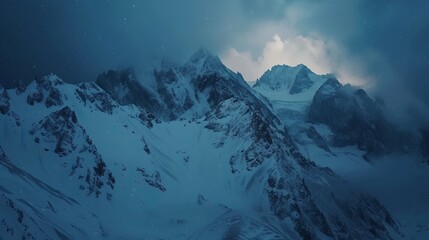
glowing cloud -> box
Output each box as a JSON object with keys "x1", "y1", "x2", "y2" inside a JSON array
[
  {"x1": 221, "y1": 34, "x2": 367, "y2": 87},
  {"x1": 221, "y1": 34, "x2": 333, "y2": 80}
]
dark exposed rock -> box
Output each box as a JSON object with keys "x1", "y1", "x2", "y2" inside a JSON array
[
  {"x1": 193, "y1": 74, "x2": 233, "y2": 108},
  {"x1": 75, "y1": 82, "x2": 117, "y2": 114},
  {"x1": 204, "y1": 97, "x2": 278, "y2": 171},
  {"x1": 138, "y1": 111, "x2": 155, "y2": 128},
  {"x1": 39, "y1": 75, "x2": 64, "y2": 90},
  {"x1": 266, "y1": 178, "x2": 333, "y2": 239},
  {"x1": 0, "y1": 196, "x2": 34, "y2": 239},
  {"x1": 29, "y1": 106, "x2": 78, "y2": 157},
  {"x1": 96, "y1": 68, "x2": 160, "y2": 114},
  {"x1": 28, "y1": 106, "x2": 115, "y2": 197},
  {"x1": 15, "y1": 80, "x2": 26, "y2": 95},
  {"x1": 290, "y1": 67, "x2": 314, "y2": 94},
  {"x1": 45, "y1": 88, "x2": 63, "y2": 108},
  {"x1": 251, "y1": 112, "x2": 273, "y2": 144},
  {"x1": 266, "y1": 170, "x2": 400, "y2": 240},
  {"x1": 154, "y1": 67, "x2": 198, "y2": 120},
  {"x1": 26, "y1": 75, "x2": 64, "y2": 107},
  {"x1": 0, "y1": 87, "x2": 10, "y2": 114},
  {"x1": 197, "y1": 194, "x2": 207, "y2": 205},
  {"x1": 141, "y1": 137, "x2": 151, "y2": 154},
  {"x1": 308, "y1": 78, "x2": 390, "y2": 157},
  {"x1": 47, "y1": 201, "x2": 57, "y2": 213},
  {"x1": 136, "y1": 168, "x2": 166, "y2": 192},
  {"x1": 306, "y1": 126, "x2": 331, "y2": 153},
  {"x1": 26, "y1": 85, "x2": 44, "y2": 105}
]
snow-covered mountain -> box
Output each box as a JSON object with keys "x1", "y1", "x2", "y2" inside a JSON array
[
  {"x1": 0, "y1": 50, "x2": 405, "y2": 239},
  {"x1": 254, "y1": 65, "x2": 415, "y2": 159},
  {"x1": 254, "y1": 64, "x2": 320, "y2": 94},
  {"x1": 308, "y1": 78, "x2": 395, "y2": 158},
  {"x1": 253, "y1": 64, "x2": 429, "y2": 239},
  {"x1": 253, "y1": 65, "x2": 330, "y2": 125}
]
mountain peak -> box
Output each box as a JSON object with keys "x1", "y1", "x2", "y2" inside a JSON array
[
  {"x1": 317, "y1": 76, "x2": 342, "y2": 95},
  {"x1": 186, "y1": 48, "x2": 222, "y2": 68},
  {"x1": 270, "y1": 63, "x2": 309, "y2": 72},
  {"x1": 184, "y1": 48, "x2": 232, "y2": 78},
  {"x1": 270, "y1": 63, "x2": 309, "y2": 71},
  {"x1": 188, "y1": 48, "x2": 215, "y2": 61},
  {"x1": 254, "y1": 64, "x2": 317, "y2": 94}
]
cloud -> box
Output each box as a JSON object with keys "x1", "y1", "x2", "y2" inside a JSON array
[
  {"x1": 221, "y1": 34, "x2": 367, "y2": 86},
  {"x1": 225, "y1": 0, "x2": 429, "y2": 123},
  {"x1": 281, "y1": 0, "x2": 429, "y2": 111},
  {"x1": 222, "y1": 34, "x2": 333, "y2": 80}
]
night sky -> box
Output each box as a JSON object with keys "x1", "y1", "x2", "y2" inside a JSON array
[{"x1": 1, "y1": 0, "x2": 429, "y2": 122}]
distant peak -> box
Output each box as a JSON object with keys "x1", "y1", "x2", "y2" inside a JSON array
[
  {"x1": 190, "y1": 48, "x2": 214, "y2": 59},
  {"x1": 37, "y1": 74, "x2": 64, "y2": 85},
  {"x1": 254, "y1": 64, "x2": 318, "y2": 93},
  {"x1": 183, "y1": 48, "x2": 232, "y2": 77},
  {"x1": 270, "y1": 63, "x2": 309, "y2": 72},
  {"x1": 186, "y1": 48, "x2": 221, "y2": 66},
  {"x1": 296, "y1": 64, "x2": 311, "y2": 72}
]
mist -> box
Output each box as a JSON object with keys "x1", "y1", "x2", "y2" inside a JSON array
[{"x1": 347, "y1": 154, "x2": 429, "y2": 228}]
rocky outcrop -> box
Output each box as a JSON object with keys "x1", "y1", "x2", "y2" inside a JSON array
[
  {"x1": 136, "y1": 168, "x2": 166, "y2": 192},
  {"x1": 96, "y1": 68, "x2": 161, "y2": 114},
  {"x1": 266, "y1": 167, "x2": 400, "y2": 240},
  {"x1": 75, "y1": 82, "x2": 117, "y2": 114},
  {"x1": 306, "y1": 126, "x2": 331, "y2": 153},
  {"x1": 0, "y1": 86, "x2": 10, "y2": 114},
  {"x1": 29, "y1": 106, "x2": 115, "y2": 197},
  {"x1": 154, "y1": 66, "x2": 197, "y2": 120},
  {"x1": 26, "y1": 83, "x2": 43, "y2": 105},
  {"x1": 26, "y1": 75, "x2": 64, "y2": 107},
  {"x1": 15, "y1": 80, "x2": 26, "y2": 95},
  {"x1": 45, "y1": 87, "x2": 63, "y2": 108},
  {"x1": 308, "y1": 78, "x2": 390, "y2": 157}
]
